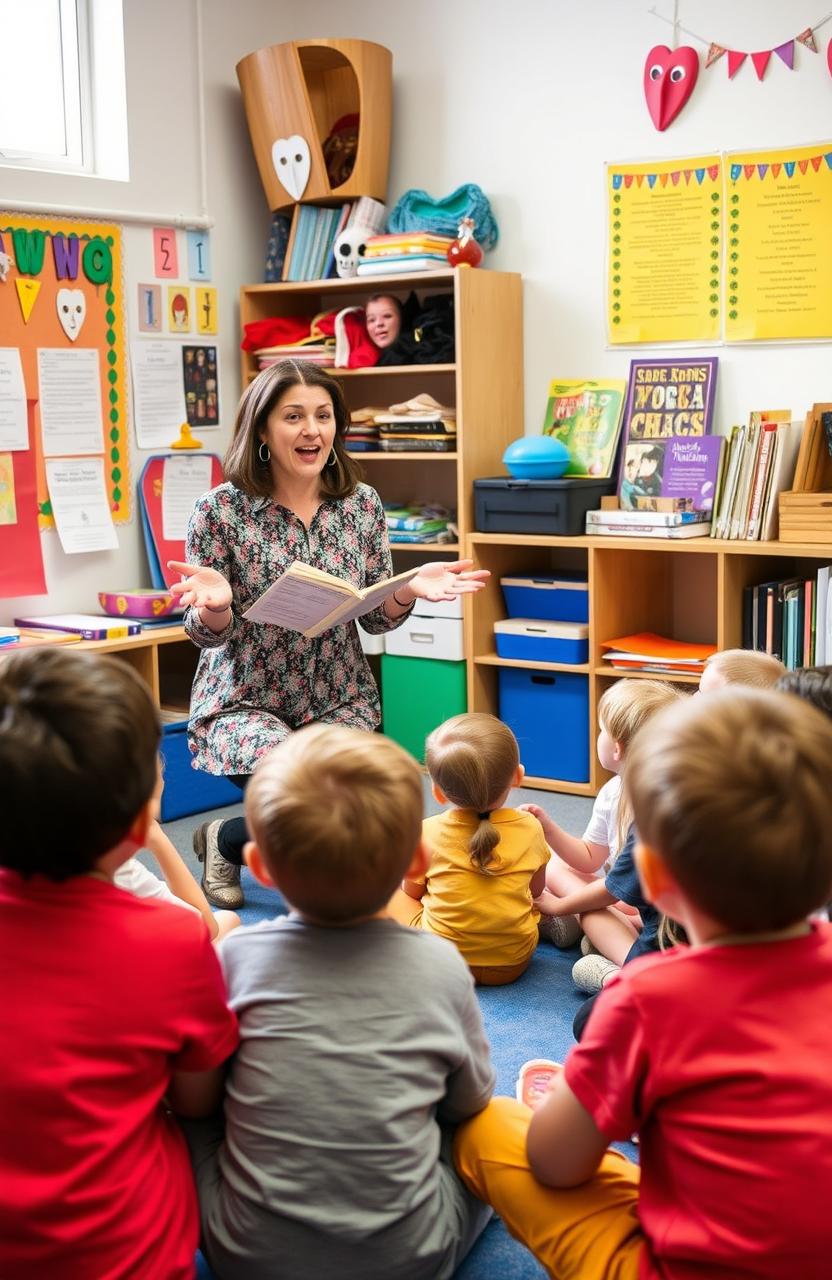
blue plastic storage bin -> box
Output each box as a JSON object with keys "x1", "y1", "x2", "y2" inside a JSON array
[
  {"x1": 498, "y1": 668, "x2": 589, "y2": 783},
  {"x1": 501, "y1": 573, "x2": 589, "y2": 623},
  {"x1": 159, "y1": 720, "x2": 243, "y2": 821},
  {"x1": 494, "y1": 619, "x2": 588, "y2": 664}
]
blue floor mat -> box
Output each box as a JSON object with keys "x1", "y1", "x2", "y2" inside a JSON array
[{"x1": 196, "y1": 873, "x2": 632, "y2": 1278}]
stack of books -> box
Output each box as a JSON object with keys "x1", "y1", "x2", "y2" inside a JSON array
[
  {"x1": 357, "y1": 232, "x2": 452, "y2": 276},
  {"x1": 710, "y1": 413, "x2": 803, "y2": 540},
  {"x1": 586, "y1": 510, "x2": 710, "y2": 539},
  {"x1": 600, "y1": 631, "x2": 717, "y2": 676},
  {"x1": 385, "y1": 504, "x2": 456, "y2": 545},
  {"x1": 282, "y1": 198, "x2": 386, "y2": 283},
  {"x1": 345, "y1": 407, "x2": 381, "y2": 453},
  {"x1": 377, "y1": 413, "x2": 457, "y2": 452},
  {"x1": 0, "y1": 626, "x2": 20, "y2": 647},
  {"x1": 743, "y1": 563, "x2": 832, "y2": 667}
]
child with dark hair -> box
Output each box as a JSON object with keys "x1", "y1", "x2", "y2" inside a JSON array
[
  {"x1": 775, "y1": 663, "x2": 832, "y2": 718},
  {"x1": 388, "y1": 712, "x2": 551, "y2": 984},
  {"x1": 0, "y1": 649, "x2": 238, "y2": 1280},
  {"x1": 455, "y1": 688, "x2": 832, "y2": 1279}
]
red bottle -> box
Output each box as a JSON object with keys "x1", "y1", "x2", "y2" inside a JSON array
[{"x1": 447, "y1": 217, "x2": 484, "y2": 269}]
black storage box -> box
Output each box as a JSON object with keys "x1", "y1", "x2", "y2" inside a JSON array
[{"x1": 474, "y1": 477, "x2": 616, "y2": 536}]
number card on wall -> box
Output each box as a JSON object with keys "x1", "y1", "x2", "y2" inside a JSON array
[{"x1": 0, "y1": 213, "x2": 129, "y2": 526}]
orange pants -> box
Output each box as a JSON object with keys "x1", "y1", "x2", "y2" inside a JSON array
[
  {"x1": 454, "y1": 1097, "x2": 643, "y2": 1280},
  {"x1": 387, "y1": 891, "x2": 531, "y2": 986}
]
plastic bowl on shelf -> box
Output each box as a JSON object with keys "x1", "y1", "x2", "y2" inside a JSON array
[
  {"x1": 502, "y1": 435, "x2": 571, "y2": 480},
  {"x1": 98, "y1": 589, "x2": 180, "y2": 620}
]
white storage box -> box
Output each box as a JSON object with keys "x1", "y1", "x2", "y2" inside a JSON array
[
  {"x1": 385, "y1": 615, "x2": 464, "y2": 662},
  {"x1": 413, "y1": 595, "x2": 464, "y2": 620},
  {"x1": 358, "y1": 626, "x2": 385, "y2": 656}
]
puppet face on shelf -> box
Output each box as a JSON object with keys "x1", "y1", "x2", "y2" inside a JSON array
[{"x1": 334, "y1": 225, "x2": 372, "y2": 278}]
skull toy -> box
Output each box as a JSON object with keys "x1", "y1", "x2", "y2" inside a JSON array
[{"x1": 334, "y1": 225, "x2": 373, "y2": 279}]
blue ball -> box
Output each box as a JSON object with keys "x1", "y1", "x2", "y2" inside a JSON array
[{"x1": 503, "y1": 435, "x2": 571, "y2": 479}]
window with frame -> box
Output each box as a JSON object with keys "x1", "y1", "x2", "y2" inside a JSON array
[{"x1": 0, "y1": 0, "x2": 128, "y2": 180}]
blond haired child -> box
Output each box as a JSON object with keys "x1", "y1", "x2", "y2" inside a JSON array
[
  {"x1": 388, "y1": 712, "x2": 551, "y2": 985},
  {"x1": 525, "y1": 679, "x2": 684, "y2": 990},
  {"x1": 188, "y1": 723, "x2": 495, "y2": 1280},
  {"x1": 454, "y1": 687, "x2": 832, "y2": 1280},
  {"x1": 698, "y1": 646, "x2": 785, "y2": 693}
]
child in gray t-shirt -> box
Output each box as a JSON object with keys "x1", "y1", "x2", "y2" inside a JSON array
[{"x1": 185, "y1": 723, "x2": 495, "y2": 1280}]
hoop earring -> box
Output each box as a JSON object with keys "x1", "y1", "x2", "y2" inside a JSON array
[
  {"x1": 258, "y1": 442, "x2": 271, "y2": 463},
  {"x1": 327, "y1": 448, "x2": 338, "y2": 467}
]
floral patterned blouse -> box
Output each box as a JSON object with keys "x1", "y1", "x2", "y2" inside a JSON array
[{"x1": 183, "y1": 481, "x2": 409, "y2": 777}]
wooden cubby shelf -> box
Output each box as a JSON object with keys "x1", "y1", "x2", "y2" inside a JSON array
[{"x1": 465, "y1": 531, "x2": 832, "y2": 796}]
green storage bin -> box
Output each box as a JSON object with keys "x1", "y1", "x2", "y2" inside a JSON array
[{"x1": 381, "y1": 655, "x2": 467, "y2": 762}]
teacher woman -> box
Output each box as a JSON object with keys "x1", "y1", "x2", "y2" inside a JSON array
[{"x1": 169, "y1": 360, "x2": 487, "y2": 908}]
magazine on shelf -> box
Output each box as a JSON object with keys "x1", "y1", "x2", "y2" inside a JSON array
[
  {"x1": 619, "y1": 436, "x2": 723, "y2": 512},
  {"x1": 243, "y1": 562, "x2": 419, "y2": 639},
  {"x1": 540, "y1": 378, "x2": 627, "y2": 478}
]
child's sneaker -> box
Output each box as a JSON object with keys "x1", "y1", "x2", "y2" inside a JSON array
[
  {"x1": 515, "y1": 1059, "x2": 562, "y2": 1110},
  {"x1": 538, "y1": 914, "x2": 582, "y2": 948},
  {"x1": 571, "y1": 954, "x2": 619, "y2": 994},
  {"x1": 580, "y1": 935, "x2": 599, "y2": 957}
]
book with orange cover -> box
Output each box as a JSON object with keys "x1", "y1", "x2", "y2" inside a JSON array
[{"x1": 600, "y1": 632, "x2": 718, "y2": 663}]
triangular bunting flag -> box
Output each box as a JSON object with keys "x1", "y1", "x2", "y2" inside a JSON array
[
  {"x1": 773, "y1": 39, "x2": 795, "y2": 69},
  {"x1": 727, "y1": 50, "x2": 747, "y2": 78},
  {"x1": 612, "y1": 174, "x2": 623, "y2": 190},
  {"x1": 647, "y1": 174, "x2": 657, "y2": 189},
  {"x1": 684, "y1": 169, "x2": 693, "y2": 184},
  {"x1": 784, "y1": 161, "x2": 796, "y2": 177},
  {"x1": 824, "y1": 153, "x2": 832, "y2": 170},
  {"x1": 636, "y1": 174, "x2": 645, "y2": 187},
  {"x1": 624, "y1": 173, "x2": 634, "y2": 188},
  {"x1": 670, "y1": 171, "x2": 680, "y2": 185},
  {"x1": 705, "y1": 42, "x2": 726, "y2": 68},
  {"x1": 659, "y1": 173, "x2": 669, "y2": 187},
  {"x1": 798, "y1": 158, "x2": 809, "y2": 174},
  {"x1": 743, "y1": 164, "x2": 756, "y2": 179},
  {"x1": 730, "y1": 163, "x2": 742, "y2": 181},
  {"x1": 811, "y1": 154, "x2": 822, "y2": 171},
  {"x1": 771, "y1": 162, "x2": 782, "y2": 178},
  {"x1": 707, "y1": 164, "x2": 720, "y2": 180},
  {"x1": 15, "y1": 277, "x2": 41, "y2": 324},
  {"x1": 757, "y1": 164, "x2": 769, "y2": 180},
  {"x1": 751, "y1": 50, "x2": 771, "y2": 80},
  {"x1": 796, "y1": 27, "x2": 817, "y2": 53},
  {"x1": 695, "y1": 168, "x2": 705, "y2": 185}
]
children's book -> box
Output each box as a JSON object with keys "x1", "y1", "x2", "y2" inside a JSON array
[
  {"x1": 617, "y1": 357, "x2": 719, "y2": 504},
  {"x1": 619, "y1": 436, "x2": 723, "y2": 513},
  {"x1": 243, "y1": 562, "x2": 420, "y2": 639},
  {"x1": 13, "y1": 614, "x2": 142, "y2": 641},
  {"x1": 541, "y1": 378, "x2": 626, "y2": 478}
]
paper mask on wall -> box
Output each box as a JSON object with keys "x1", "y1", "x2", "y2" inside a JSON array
[
  {"x1": 271, "y1": 135, "x2": 311, "y2": 201},
  {"x1": 643, "y1": 45, "x2": 699, "y2": 130},
  {"x1": 56, "y1": 287, "x2": 86, "y2": 341}
]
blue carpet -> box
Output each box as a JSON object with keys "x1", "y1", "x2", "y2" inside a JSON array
[{"x1": 196, "y1": 871, "x2": 634, "y2": 1279}]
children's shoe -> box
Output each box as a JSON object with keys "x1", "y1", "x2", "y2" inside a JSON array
[
  {"x1": 538, "y1": 914, "x2": 582, "y2": 948},
  {"x1": 571, "y1": 954, "x2": 619, "y2": 994},
  {"x1": 193, "y1": 820, "x2": 244, "y2": 909},
  {"x1": 580, "y1": 935, "x2": 599, "y2": 957}
]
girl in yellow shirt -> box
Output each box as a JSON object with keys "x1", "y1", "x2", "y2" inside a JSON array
[{"x1": 389, "y1": 713, "x2": 550, "y2": 985}]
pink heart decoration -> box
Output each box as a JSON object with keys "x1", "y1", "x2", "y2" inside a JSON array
[{"x1": 643, "y1": 45, "x2": 700, "y2": 131}]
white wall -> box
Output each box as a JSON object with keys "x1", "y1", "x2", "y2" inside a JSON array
[{"x1": 2, "y1": 0, "x2": 829, "y2": 624}]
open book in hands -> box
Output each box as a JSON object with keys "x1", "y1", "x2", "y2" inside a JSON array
[{"x1": 243, "y1": 561, "x2": 419, "y2": 639}]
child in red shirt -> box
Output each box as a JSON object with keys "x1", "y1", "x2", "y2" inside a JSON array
[
  {"x1": 0, "y1": 650, "x2": 239, "y2": 1280},
  {"x1": 454, "y1": 686, "x2": 832, "y2": 1280}
]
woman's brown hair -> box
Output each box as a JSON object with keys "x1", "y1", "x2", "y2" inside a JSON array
[
  {"x1": 425, "y1": 713, "x2": 520, "y2": 874},
  {"x1": 223, "y1": 359, "x2": 362, "y2": 500}
]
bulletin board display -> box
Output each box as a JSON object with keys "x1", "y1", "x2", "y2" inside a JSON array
[{"x1": 0, "y1": 212, "x2": 130, "y2": 526}]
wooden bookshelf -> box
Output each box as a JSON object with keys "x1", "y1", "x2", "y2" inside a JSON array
[{"x1": 465, "y1": 532, "x2": 832, "y2": 795}]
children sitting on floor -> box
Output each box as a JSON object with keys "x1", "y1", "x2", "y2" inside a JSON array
[
  {"x1": 454, "y1": 686, "x2": 832, "y2": 1280},
  {"x1": 388, "y1": 712, "x2": 551, "y2": 985},
  {"x1": 526, "y1": 679, "x2": 684, "y2": 990},
  {"x1": 189, "y1": 723, "x2": 495, "y2": 1280},
  {"x1": 117, "y1": 817, "x2": 240, "y2": 941},
  {"x1": 0, "y1": 649, "x2": 238, "y2": 1280},
  {"x1": 698, "y1": 645, "x2": 785, "y2": 692}
]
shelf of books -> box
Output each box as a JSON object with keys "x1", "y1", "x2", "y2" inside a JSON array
[{"x1": 240, "y1": 267, "x2": 523, "y2": 569}]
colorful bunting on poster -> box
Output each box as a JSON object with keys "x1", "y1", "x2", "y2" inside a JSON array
[{"x1": 726, "y1": 148, "x2": 832, "y2": 181}]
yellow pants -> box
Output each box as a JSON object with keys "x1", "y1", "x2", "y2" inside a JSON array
[
  {"x1": 454, "y1": 1097, "x2": 643, "y2": 1280},
  {"x1": 387, "y1": 890, "x2": 531, "y2": 986}
]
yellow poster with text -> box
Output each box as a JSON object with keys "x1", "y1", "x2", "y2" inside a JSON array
[
  {"x1": 725, "y1": 143, "x2": 832, "y2": 341},
  {"x1": 607, "y1": 156, "x2": 721, "y2": 345}
]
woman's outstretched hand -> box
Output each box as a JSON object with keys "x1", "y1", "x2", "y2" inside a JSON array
[
  {"x1": 406, "y1": 559, "x2": 490, "y2": 604},
  {"x1": 168, "y1": 560, "x2": 233, "y2": 612}
]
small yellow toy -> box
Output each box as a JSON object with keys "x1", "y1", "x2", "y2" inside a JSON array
[{"x1": 170, "y1": 421, "x2": 203, "y2": 450}]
